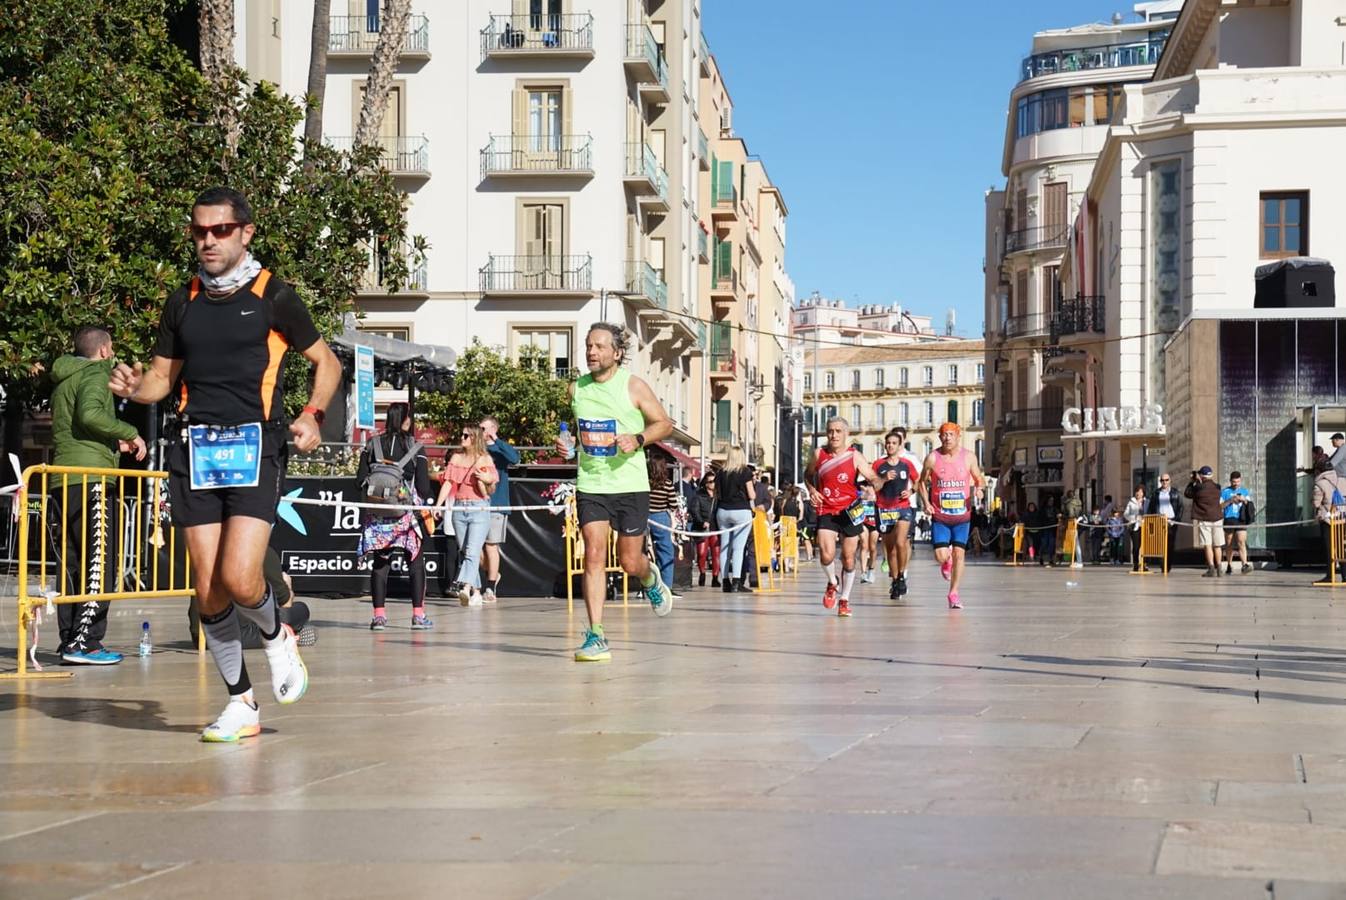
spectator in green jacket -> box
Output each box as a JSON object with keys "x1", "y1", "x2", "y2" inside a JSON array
[{"x1": 49, "y1": 326, "x2": 146, "y2": 665}]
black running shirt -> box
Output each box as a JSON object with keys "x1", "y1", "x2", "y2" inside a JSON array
[{"x1": 153, "y1": 270, "x2": 321, "y2": 426}]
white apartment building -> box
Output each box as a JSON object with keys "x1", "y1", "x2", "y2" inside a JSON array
[
  {"x1": 983, "y1": 1, "x2": 1177, "y2": 511},
  {"x1": 793, "y1": 296, "x2": 945, "y2": 347},
  {"x1": 803, "y1": 342, "x2": 987, "y2": 465},
  {"x1": 1057, "y1": 0, "x2": 1346, "y2": 548},
  {"x1": 231, "y1": 1, "x2": 794, "y2": 460}
]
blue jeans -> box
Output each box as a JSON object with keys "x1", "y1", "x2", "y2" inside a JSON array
[
  {"x1": 717, "y1": 508, "x2": 753, "y2": 579},
  {"x1": 649, "y1": 511, "x2": 676, "y2": 588},
  {"x1": 452, "y1": 501, "x2": 490, "y2": 588}
]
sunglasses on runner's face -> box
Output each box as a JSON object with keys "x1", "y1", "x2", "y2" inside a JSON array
[{"x1": 187, "y1": 222, "x2": 245, "y2": 241}]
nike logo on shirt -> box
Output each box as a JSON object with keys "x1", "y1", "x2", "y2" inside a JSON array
[{"x1": 241, "y1": 310, "x2": 256, "y2": 316}]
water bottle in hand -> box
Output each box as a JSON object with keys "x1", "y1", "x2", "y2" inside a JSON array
[
  {"x1": 139, "y1": 621, "x2": 152, "y2": 658},
  {"x1": 558, "y1": 423, "x2": 577, "y2": 461}
]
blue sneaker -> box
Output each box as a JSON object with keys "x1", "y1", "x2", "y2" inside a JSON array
[
  {"x1": 411, "y1": 614, "x2": 434, "y2": 630},
  {"x1": 574, "y1": 629, "x2": 611, "y2": 662},
  {"x1": 62, "y1": 647, "x2": 123, "y2": 666},
  {"x1": 645, "y1": 572, "x2": 673, "y2": 617}
]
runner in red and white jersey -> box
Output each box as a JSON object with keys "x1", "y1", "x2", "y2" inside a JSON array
[
  {"x1": 917, "y1": 422, "x2": 985, "y2": 610},
  {"x1": 874, "y1": 427, "x2": 921, "y2": 600},
  {"x1": 805, "y1": 417, "x2": 882, "y2": 618}
]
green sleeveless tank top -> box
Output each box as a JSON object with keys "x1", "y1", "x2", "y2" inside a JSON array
[{"x1": 573, "y1": 368, "x2": 649, "y2": 494}]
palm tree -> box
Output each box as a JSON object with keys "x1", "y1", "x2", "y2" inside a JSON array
[{"x1": 303, "y1": 0, "x2": 332, "y2": 156}]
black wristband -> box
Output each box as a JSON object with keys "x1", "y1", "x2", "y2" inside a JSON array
[{"x1": 635, "y1": 434, "x2": 646, "y2": 448}]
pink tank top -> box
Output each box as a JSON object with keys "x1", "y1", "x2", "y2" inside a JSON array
[{"x1": 930, "y1": 449, "x2": 973, "y2": 524}]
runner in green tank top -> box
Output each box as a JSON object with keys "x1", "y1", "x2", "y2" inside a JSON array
[{"x1": 555, "y1": 324, "x2": 674, "y2": 661}]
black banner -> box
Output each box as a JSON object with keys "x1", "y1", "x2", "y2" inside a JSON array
[{"x1": 271, "y1": 476, "x2": 568, "y2": 599}]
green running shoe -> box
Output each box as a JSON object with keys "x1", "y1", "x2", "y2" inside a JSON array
[{"x1": 574, "y1": 629, "x2": 611, "y2": 662}]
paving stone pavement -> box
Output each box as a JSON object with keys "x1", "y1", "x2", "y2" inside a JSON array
[{"x1": 4, "y1": 558, "x2": 1346, "y2": 898}]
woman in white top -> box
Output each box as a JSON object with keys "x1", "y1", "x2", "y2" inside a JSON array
[{"x1": 1123, "y1": 485, "x2": 1147, "y2": 572}]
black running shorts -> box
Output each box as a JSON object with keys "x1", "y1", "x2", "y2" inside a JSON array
[
  {"x1": 577, "y1": 491, "x2": 650, "y2": 538},
  {"x1": 817, "y1": 512, "x2": 864, "y2": 539},
  {"x1": 167, "y1": 426, "x2": 288, "y2": 528}
]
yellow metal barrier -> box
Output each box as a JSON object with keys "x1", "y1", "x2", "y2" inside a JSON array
[
  {"x1": 4, "y1": 465, "x2": 196, "y2": 680},
  {"x1": 750, "y1": 510, "x2": 780, "y2": 593},
  {"x1": 1060, "y1": 519, "x2": 1078, "y2": 564},
  {"x1": 1314, "y1": 511, "x2": 1346, "y2": 587},
  {"x1": 1005, "y1": 523, "x2": 1026, "y2": 566},
  {"x1": 778, "y1": 515, "x2": 799, "y2": 580},
  {"x1": 1129, "y1": 514, "x2": 1169, "y2": 575},
  {"x1": 563, "y1": 499, "x2": 629, "y2": 610}
]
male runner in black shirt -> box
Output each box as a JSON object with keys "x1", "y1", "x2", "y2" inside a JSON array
[{"x1": 111, "y1": 187, "x2": 340, "y2": 742}]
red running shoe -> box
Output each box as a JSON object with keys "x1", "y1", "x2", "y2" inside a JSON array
[
  {"x1": 822, "y1": 581, "x2": 838, "y2": 610},
  {"x1": 838, "y1": 599, "x2": 852, "y2": 617},
  {"x1": 940, "y1": 558, "x2": 953, "y2": 582},
  {"x1": 947, "y1": 591, "x2": 962, "y2": 610}
]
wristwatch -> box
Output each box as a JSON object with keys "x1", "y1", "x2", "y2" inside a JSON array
[
  {"x1": 302, "y1": 404, "x2": 326, "y2": 425},
  {"x1": 635, "y1": 434, "x2": 646, "y2": 448}
]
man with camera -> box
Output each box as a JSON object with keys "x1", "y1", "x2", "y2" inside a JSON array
[{"x1": 1185, "y1": 465, "x2": 1225, "y2": 578}]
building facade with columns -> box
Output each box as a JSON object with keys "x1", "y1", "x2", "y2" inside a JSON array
[{"x1": 1059, "y1": 0, "x2": 1346, "y2": 551}]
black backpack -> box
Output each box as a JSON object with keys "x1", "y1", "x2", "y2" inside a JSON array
[{"x1": 362, "y1": 434, "x2": 422, "y2": 504}]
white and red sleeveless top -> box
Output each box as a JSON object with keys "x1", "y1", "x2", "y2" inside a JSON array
[
  {"x1": 930, "y1": 448, "x2": 974, "y2": 525},
  {"x1": 815, "y1": 447, "x2": 859, "y2": 516}
]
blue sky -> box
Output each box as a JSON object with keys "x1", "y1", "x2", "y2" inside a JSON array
[{"x1": 703, "y1": 0, "x2": 1136, "y2": 338}]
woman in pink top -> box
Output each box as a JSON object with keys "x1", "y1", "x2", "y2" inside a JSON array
[{"x1": 436, "y1": 425, "x2": 498, "y2": 606}]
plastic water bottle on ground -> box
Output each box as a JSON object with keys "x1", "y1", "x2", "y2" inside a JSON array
[
  {"x1": 558, "y1": 423, "x2": 576, "y2": 460},
  {"x1": 139, "y1": 621, "x2": 152, "y2": 657}
]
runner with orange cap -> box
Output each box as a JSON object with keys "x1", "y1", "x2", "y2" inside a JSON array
[{"x1": 917, "y1": 422, "x2": 985, "y2": 609}]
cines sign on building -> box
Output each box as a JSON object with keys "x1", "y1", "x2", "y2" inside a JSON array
[{"x1": 1061, "y1": 404, "x2": 1166, "y2": 437}]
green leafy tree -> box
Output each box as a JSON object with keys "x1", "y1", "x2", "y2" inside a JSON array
[
  {"x1": 417, "y1": 342, "x2": 572, "y2": 458},
  {"x1": 0, "y1": 0, "x2": 421, "y2": 415}
]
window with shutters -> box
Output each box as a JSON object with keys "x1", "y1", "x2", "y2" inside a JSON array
[
  {"x1": 899, "y1": 401, "x2": 909, "y2": 425},
  {"x1": 850, "y1": 404, "x2": 862, "y2": 429},
  {"x1": 875, "y1": 368, "x2": 885, "y2": 388},
  {"x1": 1015, "y1": 270, "x2": 1029, "y2": 318},
  {"x1": 899, "y1": 367, "x2": 909, "y2": 388},
  {"x1": 1015, "y1": 359, "x2": 1028, "y2": 411},
  {"x1": 803, "y1": 373, "x2": 811, "y2": 392},
  {"x1": 516, "y1": 200, "x2": 566, "y2": 288},
  {"x1": 923, "y1": 401, "x2": 934, "y2": 425},
  {"x1": 850, "y1": 370, "x2": 861, "y2": 390},
  {"x1": 976, "y1": 363, "x2": 985, "y2": 384},
  {"x1": 513, "y1": 80, "x2": 572, "y2": 165},
  {"x1": 947, "y1": 400, "x2": 958, "y2": 424},
  {"x1": 948, "y1": 364, "x2": 958, "y2": 385},
  {"x1": 511, "y1": 326, "x2": 573, "y2": 377},
  {"x1": 825, "y1": 371, "x2": 835, "y2": 390},
  {"x1": 972, "y1": 399, "x2": 984, "y2": 426},
  {"x1": 922, "y1": 366, "x2": 934, "y2": 387},
  {"x1": 1043, "y1": 182, "x2": 1068, "y2": 240},
  {"x1": 875, "y1": 404, "x2": 885, "y2": 428},
  {"x1": 1042, "y1": 264, "x2": 1062, "y2": 316}
]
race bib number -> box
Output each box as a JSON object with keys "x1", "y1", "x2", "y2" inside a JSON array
[
  {"x1": 938, "y1": 492, "x2": 967, "y2": 516},
  {"x1": 578, "y1": 418, "x2": 618, "y2": 457},
  {"x1": 188, "y1": 423, "x2": 262, "y2": 491},
  {"x1": 879, "y1": 509, "x2": 902, "y2": 527},
  {"x1": 845, "y1": 500, "x2": 867, "y2": 526}
]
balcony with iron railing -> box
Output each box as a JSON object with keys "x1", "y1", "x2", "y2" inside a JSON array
[
  {"x1": 326, "y1": 136, "x2": 429, "y2": 179},
  {"x1": 624, "y1": 23, "x2": 670, "y2": 101},
  {"x1": 480, "y1": 12, "x2": 594, "y2": 60},
  {"x1": 709, "y1": 348, "x2": 737, "y2": 381},
  {"x1": 622, "y1": 142, "x2": 669, "y2": 209},
  {"x1": 698, "y1": 31, "x2": 711, "y2": 75},
  {"x1": 1002, "y1": 408, "x2": 1067, "y2": 434},
  {"x1": 697, "y1": 228, "x2": 710, "y2": 263},
  {"x1": 710, "y1": 241, "x2": 737, "y2": 299},
  {"x1": 329, "y1": 15, "x2": 430, "y2": 57},
  {"x1": 1020, "y1": 35, "x2": 1168, "y2": 82},
  {"x1": 625, "y1": 260, "x2": 668, "y2": 310},
  {"x1": 1002, "y1": 312, "x2": 1053, "y2": 341},
  {"x1": 479, "y1": 134, "x2": 592, "y2": 178},
  {"x1": 479, "y1": 254, "x2": 592, "y2": 295},
  {"x1": 358, "y1": 246, "x2": 427, "y2": 296},
  {"x1": 1053, "y1": 295, "x2": 1106, "y2": 338},
  {"x1": 1005, "y1": 223, "x2": 1069, "y2": 255}
]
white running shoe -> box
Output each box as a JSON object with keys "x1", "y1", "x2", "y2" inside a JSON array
[
  {"x1": 263, "y1": 624, "x2": 309, "y2": 705},
  {"x1": 458, "y1": 583, "x2": 473, "y2": 606},
  {"x1": 201, "y1": 695, "x2": 261, "y2": 743},
  {"x1": 468, "y1": 589, "x2": 484, "y2": 607}
]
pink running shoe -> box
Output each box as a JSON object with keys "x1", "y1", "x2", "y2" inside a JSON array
[
  {"x1": 940, "y1": 558, "x2": 952, "y2": 582},
  {"x1": 947, "y1": 591, "x2": 962, "y2": 610}
]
